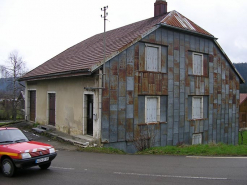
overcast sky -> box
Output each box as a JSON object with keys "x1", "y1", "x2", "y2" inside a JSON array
[{"x1": 1, "y1": 0, "x2": 247, "y2": 72}]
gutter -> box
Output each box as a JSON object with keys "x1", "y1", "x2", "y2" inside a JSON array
[{"x1": 18, "y1": 69, "x2": 91, "y2": 82}]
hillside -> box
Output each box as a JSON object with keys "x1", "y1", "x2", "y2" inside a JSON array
[
  {"x1": 0, "y1": 78, "x2": 24, "y2": 94},
  {"x1": 0, "y1": 78, "x2": 8, "y2": 91},
  {"x1": 234, "y1": 63, "x2": 247, "y2": 93}
]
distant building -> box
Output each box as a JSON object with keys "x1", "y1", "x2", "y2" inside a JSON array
[
  {"x1": 17, "y1": 91, "x2": 25, "y2": 111},
  {"x1": 240, "y1": 94, "x2": 247, "y2": 128}
]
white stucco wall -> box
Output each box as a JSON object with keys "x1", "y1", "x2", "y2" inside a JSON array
[{"x1": 25, "y1": 74, "x2": 102, "y2": 140}]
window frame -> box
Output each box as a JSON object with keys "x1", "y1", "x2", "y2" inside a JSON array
[
  {"x1": 145, "y1": 44, "x2": 161, "y2": 72},
  {"x1": 145, "y1": 96, "x2": 160, "y2": 123},
  {"x1": 193, "y1": 52, "x2": 203, "y2": 75},
  {"x1": 192, "y1": 96, "x2": 203, "y2": 119}
]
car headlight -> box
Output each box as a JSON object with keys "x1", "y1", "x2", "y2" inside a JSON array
[
  {"x1": 49, "y1": 148, "x2": 55, "y2": 154},
  {"x1": 20, "y1": 153, "x2": 31, "y2": 159}
]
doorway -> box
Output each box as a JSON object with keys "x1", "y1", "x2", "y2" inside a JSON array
[
  {"x1": 48, "y1": 93, "x2": 56, "y2": 126},
  {"x1": 29, "y1": 91, "x2": 36, "y2": 122},
  {"x1": 87, "y1": 95, "x2": 93, "y2": 135}
]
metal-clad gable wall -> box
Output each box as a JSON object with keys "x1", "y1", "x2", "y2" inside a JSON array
[{"x1": 102, "y1": 27, "x2": 240, "y2": 152}]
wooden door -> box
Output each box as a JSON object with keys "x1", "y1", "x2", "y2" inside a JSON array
[
  {"x1": 49, "y1": 93, "x2": 56, "y2": 126},
  {"x1": 30, "y1": 91, "x2": 36, "y2": 122}
]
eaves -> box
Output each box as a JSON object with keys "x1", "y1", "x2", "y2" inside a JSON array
[{"x1": 18, "y1": 69, "x2": 91, "y2": 82}]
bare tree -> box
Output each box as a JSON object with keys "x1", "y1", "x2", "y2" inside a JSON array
[{"x1": 0, "y1": 51, "x2": 27, "y2": 120}]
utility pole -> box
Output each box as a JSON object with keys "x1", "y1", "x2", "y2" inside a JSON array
[
  {"x1": 101, "y1": 6, "x2": 108, "y2": 88},
  {"x1": 84, "y1": 6, "x2": 108, "y2": 91}
]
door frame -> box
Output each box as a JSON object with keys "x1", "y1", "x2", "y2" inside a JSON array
[{"x1": 83, "y1": 92, "x2": 95, "y2": 136}]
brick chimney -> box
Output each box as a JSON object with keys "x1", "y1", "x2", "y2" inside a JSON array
[{"x1": 154, "y1": 0, "x2": 167, "y2": 17}]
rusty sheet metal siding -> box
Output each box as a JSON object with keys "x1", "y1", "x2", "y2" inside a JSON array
[
  {"x1": 110, "y1": 56, "x2": 119, "y2": 142},
  {"x1": 102, "y1": 27, "x2": 240, "y2": 152},
  {"x1": 118, "y1": 51, "x2": 127, "y2": 141}
]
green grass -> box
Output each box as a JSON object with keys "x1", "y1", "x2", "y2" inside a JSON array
[
  {"x1": 239, "y1": 130, "x2": 247, "y2": 145},
  {"x1": 138, "y1": 143, "x2": 247, "y2": 156}
]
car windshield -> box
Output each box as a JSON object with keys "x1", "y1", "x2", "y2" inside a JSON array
[{"x1": 0, "y1": 129, "x2": 29, "y2": 144}]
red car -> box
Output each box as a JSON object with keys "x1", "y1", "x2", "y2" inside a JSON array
[{"x1": 0, "y1": 127, "x2": 57, "y2": 177}]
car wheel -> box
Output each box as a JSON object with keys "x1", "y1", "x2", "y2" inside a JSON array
[
  {"x1": 2, "y1": 158, "x2": 16, "y2": 177},
  {"x1": 39, "y1": 162, "x2": 51, "y2": 170}
]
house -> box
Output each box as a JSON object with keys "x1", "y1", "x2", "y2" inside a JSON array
[
  {"x1": 17, "y1": 91, "x2": 25, "y2": 115},
  {"x1": 239, "y1": 94, "x2": 247, "y2": 128},
  {"x1": 19, "y1": 0, "x2": 244, "y2": 153}
]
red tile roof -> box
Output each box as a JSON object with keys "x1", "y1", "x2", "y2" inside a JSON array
[
  {"x1": 240, "y1": 94, "x2": 247, "y2": 104},
  {"x1": 19, "y1": 10, "x2": 215, "y2": 81}
]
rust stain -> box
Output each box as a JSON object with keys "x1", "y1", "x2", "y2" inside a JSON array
[
  {"x1": 134, "y1": 44, "x2": 139, "y2": 71},
  {"x1": 209, "y1": 54, "x2": 214, "y2": 63},
  {"x1": 127, "y1": 91, "x2": 134, "y2": 104},
  {"x1": 127, "y1": 64, "x2": 134, "y2": 77},
  {"x1": 119, "y1": 69, "x2": 126, "y2": 82},
  {"x1": 142, "y1": 75, "x2": 149, "y2": 92},
  {"x1": 149, "y1": 84, "x2": 156, "y2": 94},
  {"x1": 149, "y1": 32, "x2": 156, "y2": 42},
  {"x1": 148, "y1": 73, "x2": 155, "y2": 84},
  {"x1": 110, "y1": 91, "x2": 117, "y2": 103},
  {"x1": 111, "y1": 61, "x2": 118, "y2": 75},
  {"x1": 102, "y1": 82, "x2": 109, "y2": 97},
  {"x1": 174, "y1": 73, "x2": 179, "y2": 83},
  {"x1": 126, "y1": 118, "x2": 133, "y2": 132},
  {"x1": 102, "y1": 98, "x2": 110, "y2": 112}
]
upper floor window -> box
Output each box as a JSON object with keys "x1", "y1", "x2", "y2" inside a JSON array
[
  {"x1": 193, "y1": 53, "x2": 203, "y2": 75},
  {"x1": 145, "y1": 44, "x2": 161, "y2": 72}
]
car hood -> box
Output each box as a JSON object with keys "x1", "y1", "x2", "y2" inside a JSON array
[{"x1": 1, "y1": 141, "x2": 53, "y2": 153}]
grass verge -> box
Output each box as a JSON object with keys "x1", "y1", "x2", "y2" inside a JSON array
[{"x1": 138, "y1": 143, "x2": 247, "y2": 156}]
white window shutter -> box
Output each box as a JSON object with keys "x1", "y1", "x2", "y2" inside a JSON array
[
  {"x1": 192, "y1": 97, "x2": 203, "y2": 119},
  {"x1": 192, "y1": 133, "x2": 202, "y2": 145},
  {"x1": 193, "y1": 54, "x2": 203, "y2": 75},
  {"x1": 146, "y1": 47, "x2": 158, "y2": 72},
  {"x1": 146, "y1": 97, "x2": 157, "y2": 122}
]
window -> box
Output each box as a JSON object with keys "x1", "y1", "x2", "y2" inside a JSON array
[
  {"x1": 145, "y1": 96, "x2": 160, "y2": 123},
  {"x1": 192, "y1": 133, "x2": 202, "y2": 145},
  {"x1": 193, "y1": 53, "x2": 203, "y2": 75},
  {"x1": 192, "y1": 96, "x2": 203, "y2": 119},
  {"x1": 145, "y1": 44, "x2": 161, "y2": 72}
]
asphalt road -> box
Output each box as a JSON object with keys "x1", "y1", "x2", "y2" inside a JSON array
[{"x1": 1, "y1": 125, "x2": 247, "y2": 185}]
